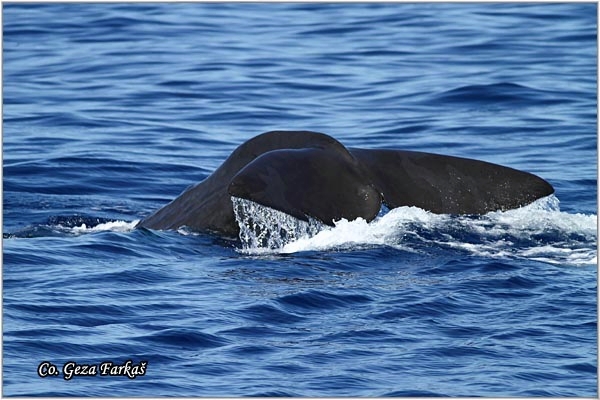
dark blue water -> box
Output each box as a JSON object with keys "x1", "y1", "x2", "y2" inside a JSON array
[{"x1": 3, "y1": 3, "x2": 597, "y2": 397}]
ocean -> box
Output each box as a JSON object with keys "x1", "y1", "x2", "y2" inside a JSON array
[{"x1": 3, "y1": 2, "x2": 597, "y2": 397}]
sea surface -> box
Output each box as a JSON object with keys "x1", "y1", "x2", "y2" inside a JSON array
[{"x1": 2, "y1": 3, "x2": 598, "y2": 397}]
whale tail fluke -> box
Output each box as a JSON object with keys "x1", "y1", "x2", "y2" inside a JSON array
[
  {"x1": 350, "y1": 148, "x2": 554, "y2": 215},
  {"x1": 140, "y1": 131, "x2": 555, "y2": 235}
]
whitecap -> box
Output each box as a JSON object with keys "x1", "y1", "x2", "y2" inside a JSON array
[{"x1": 65, "y1": 220, "x2": 139, "y2": 234}]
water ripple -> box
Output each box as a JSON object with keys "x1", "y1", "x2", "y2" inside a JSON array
[{"x1": 3, "y1": 2, "x2": 596, "y2": 397}]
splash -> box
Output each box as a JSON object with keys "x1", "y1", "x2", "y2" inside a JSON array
[
  {"x1": 68, "y1": 220, "x2": 139, "y2": 234},
  {"x1": 441, "y1": 196, "x2": 597, "y2": 266},
  {"x1": 231, "y1": 196, "x2": 324, "y2": 252},
  {"x1": 232, "y1": 195, "x2": 597, "y2": 266}
]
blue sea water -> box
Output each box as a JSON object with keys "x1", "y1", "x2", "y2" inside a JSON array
[{"x1": 2, "y1": 2, "x2": 598, "y2": 397}]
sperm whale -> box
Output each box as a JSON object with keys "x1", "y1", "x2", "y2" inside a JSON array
[{"x1": 137, "y1": 130, "x2": 554, "y2": 236}]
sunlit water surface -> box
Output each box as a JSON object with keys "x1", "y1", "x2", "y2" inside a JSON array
[{"x1": 3, "y1": 3, "x2": 597, "y2": 397}]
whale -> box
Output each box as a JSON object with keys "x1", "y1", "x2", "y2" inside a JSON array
[{"x1": 137, "y1": 130, "x2": 554, "y2": 236}]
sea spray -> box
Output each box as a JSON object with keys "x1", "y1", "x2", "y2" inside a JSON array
[
  {"x1": 69, "y1": 220, "x2": 140, "y2": 234},
  {"x1": 231, "y1": 196, "x2": 324, "y2": 251},
  {"x1": 232, "y1": 194, "x2": 597, "y2": 266}
]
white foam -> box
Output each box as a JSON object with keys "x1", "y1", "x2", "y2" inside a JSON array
[
  {"x1": 481, "y1": 196, "x2": 596, "y2": 239},
  {"x1": 67, "y1": 220, "x2": 139, "y2": 234},
  {"x1": 281, "y1": 206, "x2": 447, "y2": 253},
  {"x1": 233, "y1": 195, "x2": 597, "y2": 266},
  {"x1": 520, "y1": 245, "x2": 598, "y2": 266}
]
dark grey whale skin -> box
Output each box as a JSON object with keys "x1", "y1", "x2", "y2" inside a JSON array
[{"x1": 137, "y1": 131, "x2": 554, "y2": 237}]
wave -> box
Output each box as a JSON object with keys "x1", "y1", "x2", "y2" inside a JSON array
[
  {"x1": 234, "y1": 195, "x2": 597, "y2": 266},
  {"x1": 6, "y1": 196, "x2": 595, "y2": 267},
  {"x1": 434, "y1": 82, "x2": 567, "y2": 106},
  {"x1": 67, "y1": 219, "x2": 139, "y2": 234},
  {"x1": 4, "y1": 215, "x2": 138, "y2": 238}
]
